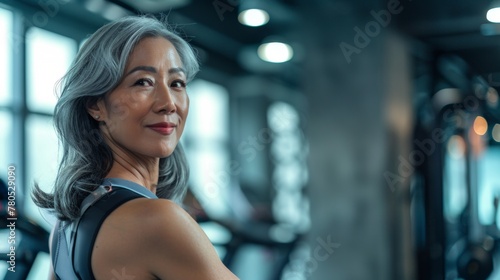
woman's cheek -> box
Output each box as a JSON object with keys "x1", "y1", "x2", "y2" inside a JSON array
[
  {"x1": 177, "y1": 94, "x2": 189, "y2": 114},
  {"x1": 126, "y1": 91, "x2": 150, "y2": 109},
  {"x1": 110, "y1": 100, "x2": 131, "y2": 121}
]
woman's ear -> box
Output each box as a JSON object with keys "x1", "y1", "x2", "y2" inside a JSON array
[{"x1": 86, "y1": 98, "x2": 105, "y2": 121}]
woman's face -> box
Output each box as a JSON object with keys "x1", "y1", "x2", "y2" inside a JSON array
[{"x1": 93, "y1": 37, "x2": 189, "y2": 159}]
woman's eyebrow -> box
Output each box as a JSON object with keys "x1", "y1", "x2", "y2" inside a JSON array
[
  {"x1": 125, "y1": 65, "x2": 157, "y2": 76},
  {"x1": 169, "y1": 67, "x2": 186, "y2": 76},
  {"x1": 125, "y1": 66, "x2": 186, "y2": 77}
]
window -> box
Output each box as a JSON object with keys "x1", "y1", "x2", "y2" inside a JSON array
[
  {"x1": 0, "y1": 112, "x2": 12, "y2": 177},
  {"x1": 443, "y1": 135, "x2": 467, "y2": 221},
  {"x1": 268, "y1": 101, "x2": 309, "y2": 230},
  {"x1": 0, "y1": 7, "x2": 12, "y2": 106},
  {"x1": 24, "y1": 27, "x2": 76, "y2": 230},
  {"x1": 478, "y1": 146, "x2": 500, "y2": 226},
  {"x1": 183, "y1": 79, "x2": 231, "y2": 218},
  {"x1": 23, "y1": 24, "x2": 77, "y2": 280},
  {"x1": 0, "y1": 6, "x2": 14, "y2": 278},
  {"x1": 0, "y1": 6, "x2": 13, "y2": 170},
  {"x1": 26, "y1": 27, "x2": 77, "y2": 113},
  {"x1": 25, "y1": 116, "x2": 59, "y2": 228}
]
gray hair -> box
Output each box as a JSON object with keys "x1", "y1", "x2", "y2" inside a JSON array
[{"x1": 32, "y1": 15, "x2": 199, "y2": 221}]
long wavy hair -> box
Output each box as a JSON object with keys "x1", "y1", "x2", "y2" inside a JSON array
[{"x1": 32, "y1": 15, "x2": 199, "y2": 221}]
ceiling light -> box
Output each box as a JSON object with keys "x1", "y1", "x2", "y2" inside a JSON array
[
  {"x1": 487, "y1": 7, "x2": 500, "y2": 22},
  {"x1": 258, "y1": 42, "x2": 293, "y2": 63},
  {"x1": 493, "y1": 124, "x2": 500, "y2": 142},
  {"x1": 238, "y1": 8, "x2": 269, "y2": 27},
  {"x1": 473, "y1": 116, "x2": 488, "y2": 136},
  {"x1": 487, "y1": 87, "x2": 499, "y2": 107}
]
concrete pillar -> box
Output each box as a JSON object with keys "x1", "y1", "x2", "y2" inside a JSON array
[{"x1": 299, "y1": 2, "x2": 415, "y2": 279}]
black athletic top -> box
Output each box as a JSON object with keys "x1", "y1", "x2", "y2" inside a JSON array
[{"x1": 51, "y1": 178, "x2": 158, "y2": 280}]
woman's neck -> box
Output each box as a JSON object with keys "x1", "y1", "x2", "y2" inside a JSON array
[{"x1": 105, "y1": 152, "x2": 159, "y2": 194}]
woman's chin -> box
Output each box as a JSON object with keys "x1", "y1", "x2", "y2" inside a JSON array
[
  {"x1": 157, "y1": 149, "x2": 176, "y2": 158},
  {"x1": 160, "y1": 152, "x2": 174, "y2": 158},
  {"x1": 145, "y1": 143, "x2": 177, "y2": 158},
  {"x1": 140, "y1": 149, "x2": 174, "y2": 159}
]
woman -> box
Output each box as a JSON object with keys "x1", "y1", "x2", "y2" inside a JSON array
[{"x1": 32, "y1": 15, "x2": 238, "y2": 280}]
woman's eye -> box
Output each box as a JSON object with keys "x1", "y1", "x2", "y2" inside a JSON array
[
  {"x1": 134, "y1": 78, "x2": 153, "y2": 87},
  {"x1": 171, "y1": 80, "x2": 186, "y2": 89}
]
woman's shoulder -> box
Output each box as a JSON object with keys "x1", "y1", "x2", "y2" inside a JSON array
[
  {"x1": 92, "y1": 198, "x2": 208, "y2": 278},
  {"x1": 94, "y1": 197, "x2": 238, "y2": 279},
  {"x1": 102, "y1": 197, "x2": 199, "y2": 242},
  {"x1": 125, "y1": 198, "x2": 212, "y2": 256}
]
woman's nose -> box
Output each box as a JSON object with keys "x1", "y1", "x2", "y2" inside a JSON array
[{"x1": 155, "y1": 83, "x2": 176, "y2": 114}]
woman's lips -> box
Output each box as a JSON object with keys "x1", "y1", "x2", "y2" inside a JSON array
[{"x1": 147, "y1": 122, "x2": 176, "y2": 135}]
